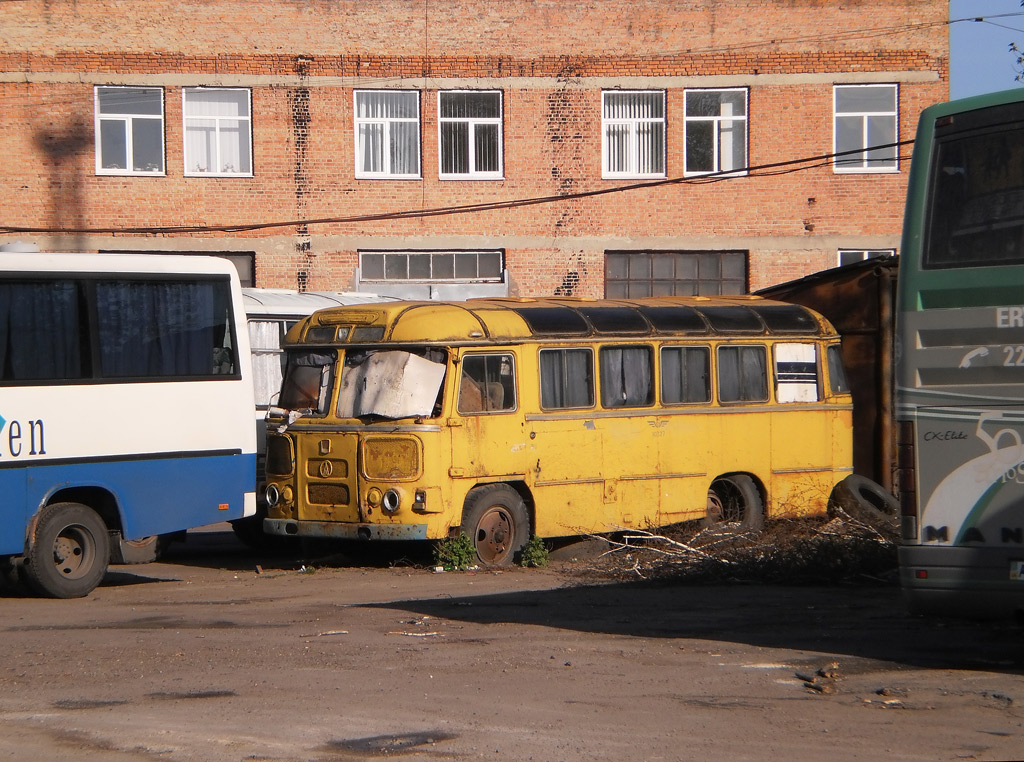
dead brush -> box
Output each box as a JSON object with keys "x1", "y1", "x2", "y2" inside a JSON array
[{"x1": 585, "y1": 508, "x2": 899, "y2": 585}]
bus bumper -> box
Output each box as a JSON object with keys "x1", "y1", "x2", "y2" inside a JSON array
[
  {"x1": 263, "y1": 518, "x2": 428, "y2": 541},
  {"x1": 898, "y1": 545, "x2": 1024, "y2": 619}
]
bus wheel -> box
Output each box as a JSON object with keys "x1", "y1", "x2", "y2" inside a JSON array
[
  {"x1": 24, "y1": 502, "x2": 111, "y2": 599},
  {"x1": 461, "y1": 484, "x2": 530, "y2": 567},
  {"x1": 110, "y1": 533, "x2": 164, "y2": 565},
  {"x1": 705, "y1": 475, "x2": 764, "y2": 532}
]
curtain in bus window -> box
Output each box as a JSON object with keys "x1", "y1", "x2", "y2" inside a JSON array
[
  {"x1": 249, "y1": 319, "x2": 286, "y2": 407},
  {"x1": 600, "y1": 346, "x2": 653, "y2": 407},
  {"x1": 718, "y1": 345, "x2": 768, "y2": 402},
  {"x1": 661, "y1": 346, "x2": 710, "y2": 404},
  {"x1": 540, "y1": 348, "x2": 594, "y2": 409},
  {"x1": 0, "y1": 281, "x2": 83, "y2": 381},
  {"x1": 96, "y1": 281, "x2": 232, "y2": 378}
]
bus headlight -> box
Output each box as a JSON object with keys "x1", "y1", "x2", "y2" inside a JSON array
[
  {"x1": 265, "y1": 484, "x2": 280, "y2": 507},
  {"x1": 381, "y1": 489, "x2": 401, "y2": 515}
]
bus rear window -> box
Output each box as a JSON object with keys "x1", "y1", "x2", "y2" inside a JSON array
[{"x1": 925, "y1": 125, "x2": 1024, "y2": 269}]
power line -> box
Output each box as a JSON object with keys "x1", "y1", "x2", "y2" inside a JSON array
[{"x1": 0, "y1": 141, "x2": 915, "y2": 236}]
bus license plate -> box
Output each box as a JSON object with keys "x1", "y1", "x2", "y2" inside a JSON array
[{"x1": 1011, "y1": 561, "x2": 1024, "y2": 581}]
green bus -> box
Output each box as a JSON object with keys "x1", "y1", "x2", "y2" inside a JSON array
[{"x1": 897, "y1": 87, "x2": 1024, "y2": 618}]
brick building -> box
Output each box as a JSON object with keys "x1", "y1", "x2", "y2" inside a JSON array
[{"x1": 0, "y1": 0, "x2": 948, "y2": 297}]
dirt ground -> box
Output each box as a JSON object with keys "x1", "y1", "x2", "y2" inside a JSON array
[{"x1": 0, "y1": 525, "x2": 1022, "y2": 762}]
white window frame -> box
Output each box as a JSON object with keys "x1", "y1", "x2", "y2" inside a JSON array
[
  {"x1": 683, "y1": 88, "x2": 748, "y2": 177},
  {"x1": 833, "y1": 84, "x2": 899, "y2": 174},
  {"x1": 437, "y1": 91, "x2": 504, "y2": 180},
  {"x1": 182, "y1": 87, "x2": 253, "y2": 177},
  {"x1": 837, "y1": 248, "x2": 895, "y2": 267},
  {"x1": 94, "y1": 86, "x2": 165, "y2": 176},
  {"x1": 354, "y1": 90, "x2": 421, "y2": 179},
  {"x1": 601, "y1": 90, "x2": 666, "y2": 179}
]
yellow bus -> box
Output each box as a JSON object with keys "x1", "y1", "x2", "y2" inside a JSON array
[{"x1": 262, "y1": 296, "x2": 853, "y2": 565}]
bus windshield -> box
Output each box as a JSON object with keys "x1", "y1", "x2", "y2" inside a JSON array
[
  {"x1": 925, "y1": 121, "x2": 1024, "y2": 269},
  {"x1": 278, "y1": 350, "x2": 336, "y2": 414},
  {"x1": 335, "y1": 348, "x2": 446, "y2": 420}
]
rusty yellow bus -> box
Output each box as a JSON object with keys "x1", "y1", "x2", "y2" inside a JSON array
[{"x1": 262, "y1": 296, "x2": 853, "y2": 565}]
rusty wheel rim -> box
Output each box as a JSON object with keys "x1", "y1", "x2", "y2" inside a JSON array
[{"x1": 474, "y1": 506, "x2": 514, "y2": 565}]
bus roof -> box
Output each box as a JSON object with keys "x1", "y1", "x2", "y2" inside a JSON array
[
  {"x1": 0, "y1": 251, "x2": 239, "y2": 276},
  {"x1": 242, "y1": 289, "x2": 397, "y2": 317},
  {"x1": 288, "y1": 295, "x2": 839, "y2": 346}
]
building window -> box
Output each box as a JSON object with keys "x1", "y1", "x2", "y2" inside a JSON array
[
  {"x1": 834, "y1": 84, "x2": 898, "y2": 173},
  {"x1": 360, "y1": 250, "x2": 503, "y2": 282},
  {"x1": 837, "y1": 248, "x2": 894, "y2": 267},
  {"x1": 602, "y1": 91, "x2": 665, "y2": 178},
  {"x1": 684, "y1": 88, "x2": 747, "y2": 176},
  {"x1": 355, "y1": 90, "x2": 421, "y2": 178},
  {"x1": 94, "y1": 86, "x2": 165, "y2": 175},
  {"x1": 183, "y1": 88, "x2": 252, "y2": 176},
  {"x1": 438, "y1": 91, "x2": 503, "y2": 179},
  {"x1": 605, "y1": 251, "x2": 747, "y2": 297}
]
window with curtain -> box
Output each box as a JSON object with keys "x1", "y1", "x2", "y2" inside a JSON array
[
  {"x1": 438, "y1": 91, "x2": 503, "y2": 179},
  {"x1": 539, "y1": 348, "x2": 594, "y2": 409},
  {"x1": 0, "y1": 277, "x2": 236, "y2": 384},
  {"x1": 834, "y1": 84, "x2": 898, "y2": 172},
  {"x1": 96, "y1": 279, "x2": 236, "y2": 378},
  {"x1": 249, "y1": 318, "x2": 297, "y2": 407},
  {"x1": 599, "y1": 346, "x2": 653, "y2": 408},
  {"x1": 602, "y1": 91, "x2": 665, "y2": 179},
  {"x1": 661, "y1": 346, "x2": 711, "y2": 404},
  {"x1": 355, "y1": 90, "x2": 421, "y2": 178},
  {"x1": 717, "y1": 345, "x2": 768, "y2": 403},
  {"x1": 95, "y1": 86, "x2": 165, "y2": 175},
  {"x1": 0, "y1": 281, "x2": 85, "y2": 382},
  {"x1": 684, "y1": 89, "x2": 747, "y2": 176},
  {"x1": 183, "y1": 88, "x2": 252, "y2": 176}
]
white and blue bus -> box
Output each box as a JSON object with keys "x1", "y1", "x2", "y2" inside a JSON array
[{"x1": 0, "y1": 252, "x2": 256, "y2": 597}]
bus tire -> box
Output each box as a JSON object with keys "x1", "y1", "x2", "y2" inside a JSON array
[
  {"x1": 828, "y1": 474, "x2": 899, "y2": 525},
  {"x1": 24, "y1": 502, "x2": 111, "y2": 599},
  {"x1": 109, "y1": 533, "x2": 164, "y2": 565},
  {"x1": 705, "y1": 475, "x2": 764, "y2": 532},
  {"x1": 461, "y1": 484, "x2": 530, "y2": 567}
]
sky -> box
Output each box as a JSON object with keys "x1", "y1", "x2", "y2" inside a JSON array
[{"x1": 950, "y1": 0, "x2": 1024, "y2": 98}]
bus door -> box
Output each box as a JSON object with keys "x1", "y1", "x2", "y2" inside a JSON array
[
  {"x1": 770, "y1": 342, "x2": 833, "y2": 512},
  {"x1": 527, "y1": 347, "x2": 608, "y2": 535},
  {"x1": 450, "y1": 351, "x2": 526, "y2": 483}
]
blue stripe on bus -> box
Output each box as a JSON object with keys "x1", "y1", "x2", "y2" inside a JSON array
[{"x1": 0, "y1": 452, "x2": 256, "y2": 556}]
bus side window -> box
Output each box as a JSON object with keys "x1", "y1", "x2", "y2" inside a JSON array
[
  {"x1": 826, "y1": 344, "x2": 850, "y2": 394},
  {"x1": 661, "y1": 345, "x2": 711, "y2": 404},
  {"x1": 539, "y1": 348, "x2": 594, "y2": 409},
  {"x1": 599, "y1": 345, "x2": 654, "y2": 408},
  {"x1": 774, "y1": 343, "x2": 819, "y2": 403},
  {"x1": 459, "y1": 353, "x2": 516, "y2": 414},
  {"x1": 717, "y1": 345, "x2": 768, "y2": 403}
]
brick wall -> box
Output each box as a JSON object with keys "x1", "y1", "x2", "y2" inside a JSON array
[{"x1": 0, "y1": 0, "x2": 949, "y2": 294}]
